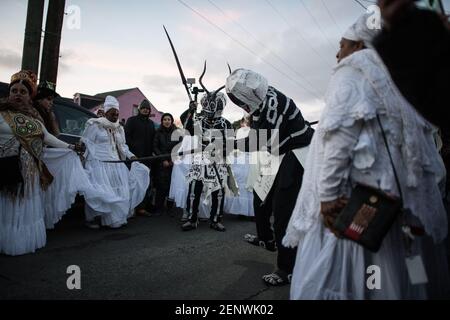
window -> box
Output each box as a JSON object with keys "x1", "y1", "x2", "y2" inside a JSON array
[{"x1": 53, "y1": 103, "x2": 94, "y2": 137}]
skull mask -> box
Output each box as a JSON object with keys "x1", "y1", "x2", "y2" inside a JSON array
[
  {"x1": 198, "y1": 61, "x2": 227, "y2": 120},
  {"x1": 201, "y1": 92, "x2": 226, "y2": 119}
]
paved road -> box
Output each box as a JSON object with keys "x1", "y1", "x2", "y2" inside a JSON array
[{"x1": 0, "y1": 208, "x2": 290, "y2": 300}]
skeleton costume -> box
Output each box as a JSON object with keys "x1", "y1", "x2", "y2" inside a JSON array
[
  {"x1": 180, "y1": 66, "x2": 235, "y2": 231},
  {"x1": 226, "y1": 68, "x2": 314, "y2": 285}
]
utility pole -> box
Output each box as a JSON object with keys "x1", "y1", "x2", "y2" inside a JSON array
[
  {"x1": 40, "y1": 0, "x2": 66, "y2": 85},
  {"x1": 21, "y1": 0, "x2": 45, "y2": 74}
]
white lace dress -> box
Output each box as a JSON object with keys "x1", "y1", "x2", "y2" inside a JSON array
[{"x1": 283, "y1": 49, "x2": 449, "y2": 299}]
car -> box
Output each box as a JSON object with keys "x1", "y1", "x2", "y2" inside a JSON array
[
  {"x1": 0, "y1": 81, "x2": 97, "y2": 143},
  {"x1": 52, "y1": 97, "x2": 97, "y2": 144}
]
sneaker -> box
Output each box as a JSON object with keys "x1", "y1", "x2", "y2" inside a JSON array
[
  {"x1": 108, "y1": 222, "x2": 126, "y2": 229},
  {"x1": 210, "y1": 222, "x2": 226, "y2": 232},
  {"x1": 262, "y1": 269, "x2": 291, "y2": 286},
  {"x1": 181, "y1": 220, "x2": 198, "y2": 231},
  {"x1": 85, "y1": 220, "x2": 100, "y2": 229},
  {"x1": 244, "y1": 234, "x2": 277, "y2": 252}
]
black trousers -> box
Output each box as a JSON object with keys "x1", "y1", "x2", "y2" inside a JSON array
[
  {"x1": 154, "y1": 166, "x2": 173, "y2": 210},
  {"x1": 252, "y1": 151, "x2": 304, "y2": 274},
  {"x1": 186, "y1": 180, "x2": 225, "y2": 223}
]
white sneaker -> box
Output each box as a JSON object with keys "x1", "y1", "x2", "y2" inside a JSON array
[
  {"x1": 109, "y1": 222, "x2": 125, "y2": 229},
  {"x1": 85, "y1": 220, "x2": 100, "y2": 229}
]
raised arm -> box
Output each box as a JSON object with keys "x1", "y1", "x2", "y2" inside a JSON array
[
  {"x1": 180, "y1": 102, "x2": 196, "y2": 135},
  {"x1": 41, "y1": 120, "x2": 69, "y2": 149}
]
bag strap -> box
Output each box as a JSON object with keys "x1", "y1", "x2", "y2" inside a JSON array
[{"x1": 375, "y1": 114, "x2": 403, "y2": 202}]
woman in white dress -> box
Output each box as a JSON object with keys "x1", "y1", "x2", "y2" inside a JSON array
[
  {"x1": 0, "y1": 70, "x2": 83, "y2": 256},
  {"x1": 81, "y1": 96, "x2": 150, "y2": 229},
  {"x1": 283, "y1": 15, "x2": 449, "y2": 299}
]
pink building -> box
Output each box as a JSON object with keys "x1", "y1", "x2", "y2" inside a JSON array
[{"x1": 74, "y1": 87, "x2": 163, "y2": 124}]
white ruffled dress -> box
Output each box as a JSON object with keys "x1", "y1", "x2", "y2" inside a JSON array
[
  {"x1": 283, "y1": 49, "x2": 449, "y2": 299},
  {"x1": 41, "y1": 148, "x2": 116, "y2": 229},
  {"x1": 81, "y1": 119, "x2": 150, "y2": 227},
  {"x1": 0, "y1": 114, "x2": 74, "y2": 255}
]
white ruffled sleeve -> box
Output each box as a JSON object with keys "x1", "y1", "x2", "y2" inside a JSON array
[
  {"x1": 119, "y1": 126, "x2": 135, "y2": 159},
  {"x1": 81, "y1": 121, "x2": 98, "y2": 160},
  {"x1": 41, "y1": 120, "x2": 69, "y2": 149},
  {"x1": 319, "y1": 121, "x2": 362, "y2": 201}
]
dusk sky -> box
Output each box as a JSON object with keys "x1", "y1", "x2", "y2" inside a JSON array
[{"x1": 1, "y1": 0, "x2": 449, "y2": 122}]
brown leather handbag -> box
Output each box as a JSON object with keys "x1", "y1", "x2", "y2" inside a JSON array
[{"x1": 333, "y1": 115, "x2": 404, "y2": 252}]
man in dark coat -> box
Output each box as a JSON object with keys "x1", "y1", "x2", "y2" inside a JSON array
[{"x1": 125, "y1": 99, "x2": 155, "y2": 216}]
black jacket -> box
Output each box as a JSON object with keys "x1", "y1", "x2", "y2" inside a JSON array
[
  {"x1": 124, "y1": 114, "x2": 155, "y2": 160},
  {"x1": 234, "y1": 86, "x2": 314, "y2": 155},
  {"x1": 153, "y1": 125, "x2": 180, "y2": 161}
]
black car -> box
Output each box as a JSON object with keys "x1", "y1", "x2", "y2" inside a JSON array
[
  {"x1": 0, "y1": 82, "x2": 97, "y2": 143},
  {"x1": 52, "y1": 97, "x2": 97, "y2": 144}
]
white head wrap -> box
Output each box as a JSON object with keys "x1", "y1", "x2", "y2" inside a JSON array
[
  {"x1": 103, "y1": 95, "x2": 120, "y2": 113},
  {"x1": 225, "y1": 68, "x2": 268, "y2": 114},
  {"x1": 343, "y1": 14, "x2": 380, "y2": 48}
]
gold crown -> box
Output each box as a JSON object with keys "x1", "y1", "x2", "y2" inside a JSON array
[{"x1": 10, "y1": 70, "x2": 38, "y2": 97}]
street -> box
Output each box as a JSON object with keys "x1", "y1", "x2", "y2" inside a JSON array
[{"x1": 0, "y1": 208, "x2": 289, "y2": 300}]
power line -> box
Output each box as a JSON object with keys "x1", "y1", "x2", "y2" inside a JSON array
[
  {"x1": 361, "y1": 0, "x2": 377, "y2": 5},
  {"x1": 320, "y1": 0, "x2": 345, "y2": 33},
  {"x1": 298, "y1": 0, "x2": 338, "y2": 53},
  {"x1": 264, "y1": 0, "x2": 334, "y2": 69},
  {"x1": 354, "y1": 0, "x2": 368, "y2": 10},
  {"x1": 175, "y1": 0, "x2": 322, "y2": 100},
  {"x1": 206, "y1": 0, "x2": 321, "y2": 97}
]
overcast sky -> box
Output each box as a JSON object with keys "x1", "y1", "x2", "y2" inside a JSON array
[{"x1": 1, "y1": 0, "x2": 448, "y2": 122}]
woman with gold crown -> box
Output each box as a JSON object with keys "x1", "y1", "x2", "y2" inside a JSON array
[{"x1": 0, "y1": 70, "x2": 83, "y2": 256}]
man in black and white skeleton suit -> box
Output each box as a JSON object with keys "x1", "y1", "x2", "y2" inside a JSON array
[
  {"x1": 180, "y1": 88, "x2": 235, "y2": 232},
  {"x1": 226, "y1": 68, "x2": 314, "y2": 286}
]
